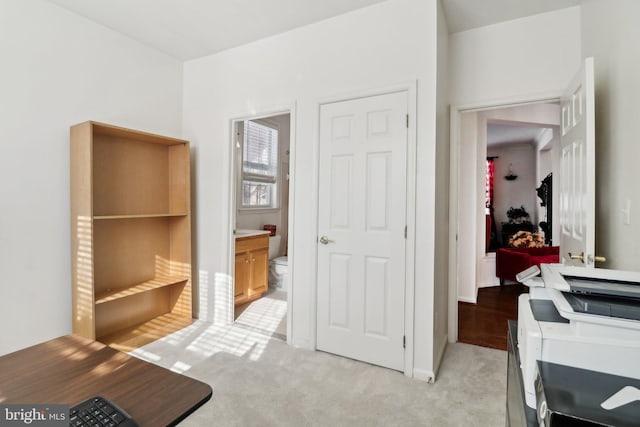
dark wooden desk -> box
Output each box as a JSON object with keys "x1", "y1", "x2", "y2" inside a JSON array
[{"x1": 0, "y1": 334, "x2": 212, "y2": 426}]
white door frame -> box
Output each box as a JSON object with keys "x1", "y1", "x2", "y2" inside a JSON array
[
  {"x1": 313, "y1": 82, "x2": 417, "y2": 376},
  {"x1": 227, "y1": 104, "x2": 297, "y2": 344},
  {"x1": 447, "y1": 93, "x2": 561, "y2": 343}
]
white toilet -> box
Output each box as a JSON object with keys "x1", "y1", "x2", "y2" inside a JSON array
[{"x1": 268, "y1": 235, "x2": 288, "y2": 292}]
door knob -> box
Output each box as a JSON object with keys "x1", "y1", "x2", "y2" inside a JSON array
[
  {"x1": 319, "y1": 236, "x2": 334, "y2": 245},
  {"x1": 569, "y1": 252, "x2": 607, "y2": 264},
  {"x1": 568, "y1": 252, "x2": 584, "y2": 263},
  {"x1": 588, "y1": 254, "x2": 607, "y2": 263}
]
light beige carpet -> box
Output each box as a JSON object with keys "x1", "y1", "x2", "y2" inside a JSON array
[
  {"x1": 234, "y1": 289, "x2": 287, "y2": 341},
  {"x1": 131, "y1": 316, "x2": 506, "y2": 426}
]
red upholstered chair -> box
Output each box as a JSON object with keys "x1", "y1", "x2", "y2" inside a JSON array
[{"x1": 495, "y1": 246, "x2": 560, "y2": 284}]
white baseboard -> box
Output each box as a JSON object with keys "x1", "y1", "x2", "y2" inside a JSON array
[
  {"x1": 458, "y1": 295, "x2": 477, "y2": 304},
  {"x1": 477, "y1": 278, "x2": 500, "y2": 288},
  {"x1": 413, "y1": 368, "x2": 435, "y2": 383}
]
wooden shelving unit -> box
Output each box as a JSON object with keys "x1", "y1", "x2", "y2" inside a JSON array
[{"x1": 70, "y1": 121, "x2": 192, "y2": 351}]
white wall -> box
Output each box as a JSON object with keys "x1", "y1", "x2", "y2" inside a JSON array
[
  {"x1": 477, "y1": 253, "x2": 498, "y2": 288},
  {"x1": 457, "y1": 112, "x2": 480, "y2": 302},
  {"x1": 488, "y1": 144, "x2": 537, "y2": 237},
  {"x1": 536, "y1": 130, "x2": 555, "y2": 180},
  {"x1": 581, "y1": 0, "x2": 640, "y2": 271},
  {"x1": 0, "y1": 0, "x2": 183, "y2": 355},
  {"x1": 449, "y1": 7, "x2": 582, "y2": 106},
  {"x1": 182, "y1": 0, "x2": 439, "y2": 378},
  {"x1": 432, "y1": 0, "x2": 449, "y2": 375}
]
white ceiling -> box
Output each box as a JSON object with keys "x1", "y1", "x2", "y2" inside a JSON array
[
  {"x1": 487, "y1": 123, "x2": 550, "y2": 148},
  {"x1": 47, "y1": 0, "x2": 583, "y2": 61},
  {"x1": 441, "y1": 0, "x2": 582, "y2": 33},
  {"x1": 47, "y1": 0, "x2": 388, "y2": 60}
]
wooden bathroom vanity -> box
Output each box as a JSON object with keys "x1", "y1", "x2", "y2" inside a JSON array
[{"x1": 234, "y1": 231, "x2": 269, "y2": 306}]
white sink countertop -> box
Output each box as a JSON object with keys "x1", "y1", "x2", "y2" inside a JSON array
[{"x1": 235, "y1": 229, "x2": 271, "y2": 238}]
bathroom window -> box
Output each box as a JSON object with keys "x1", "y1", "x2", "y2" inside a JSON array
[{"x1": 241, "y1": 120, "x2": 279, "y2": 209}]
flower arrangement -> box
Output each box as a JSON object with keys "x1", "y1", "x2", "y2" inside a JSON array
[{"x1": 509, "y1": 231, "x2": 545, "y2": 248}]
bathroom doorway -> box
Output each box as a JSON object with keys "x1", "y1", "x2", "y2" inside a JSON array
[{"x1": 231, "y1": 112, "x2": 291, "y2": 341}]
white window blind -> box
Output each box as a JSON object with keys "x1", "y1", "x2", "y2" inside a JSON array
[{"x1": 241, "y1": 120, "x2": 278, "y2": 208}]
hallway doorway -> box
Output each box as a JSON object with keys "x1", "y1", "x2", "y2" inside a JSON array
[{"x1": 450, "y1": 99, "x2": 561, "y2": 343}]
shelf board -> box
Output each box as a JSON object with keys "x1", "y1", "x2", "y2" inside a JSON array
[
  {"x1": 95, "y1": 276, "x2": 189, "y2": 305},
  {"x1": 93, "y1": 213, "x2": 188, "y2": 220},
  {"x1": 98, "y1": 313, "x2": 192, "y2": 352},
  {"x1": 90, "y1": 121, "x2": 188, "y2": 146}
]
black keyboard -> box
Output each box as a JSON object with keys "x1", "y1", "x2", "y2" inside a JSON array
[{"x1": 69, "y1": 396, "x2": 139, "y2": 427}]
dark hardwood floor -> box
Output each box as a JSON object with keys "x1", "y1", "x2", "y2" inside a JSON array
[{"x1": 458, "y1": 283, "x2": 528, "y2": 351}]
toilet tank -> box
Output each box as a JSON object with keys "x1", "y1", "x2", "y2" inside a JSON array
[{"x1": 268, "y1": 235, "x2": 281, "y2": 260}]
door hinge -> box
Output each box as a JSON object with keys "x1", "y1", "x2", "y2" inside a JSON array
[
  {"x1": 406, "y1": 114, "x2": 409, "y2": 128},
  {"x1": 404, "y1": 225, "x2": 407, "y2": 239},
  {"x1": 403, "y1": 336, "x2": 406, "y2": 349}
]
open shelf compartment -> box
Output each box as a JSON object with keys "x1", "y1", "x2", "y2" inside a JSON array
[
  {"x1": 95, "y1": 275, "x2": 189, "y2": 305},
  {"x1": 98, "y1": 312, "x2": 193, "y2": 352}
]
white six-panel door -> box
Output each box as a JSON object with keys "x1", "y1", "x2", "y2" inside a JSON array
[
  {"x1": 560, "y1": 57, "x2": 598, "y2": 267},
  {"x1": 316, "y1": 91, "x2": 407, "y2": 371}
]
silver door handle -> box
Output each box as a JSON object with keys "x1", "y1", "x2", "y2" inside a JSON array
[{"x1": 319, "y1": 236, "x2": 334, "y2": 245}]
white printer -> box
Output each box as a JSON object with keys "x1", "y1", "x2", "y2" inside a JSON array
[{"x1": 517, "y1": 264, "x2": 640, "y2": 409}]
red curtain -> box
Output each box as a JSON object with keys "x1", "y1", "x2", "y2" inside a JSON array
[
  {"x1": 486, "y1": 158, "x2": 495, "y2": 209},
  {"x1": 486, "y1": 158, "x2": 497, "y2": 251}
]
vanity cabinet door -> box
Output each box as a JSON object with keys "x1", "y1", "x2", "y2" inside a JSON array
[
  {"x1": 248, "y1": 247, "x2": 268, "y2": 297},
  {"x1": 235, "y1": 234, "x2": 269, "y2": 306},
  {"x1": 234, "y1": 252, "x2": 250, "y2": 304}
]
